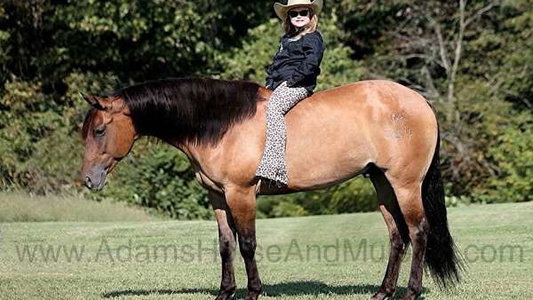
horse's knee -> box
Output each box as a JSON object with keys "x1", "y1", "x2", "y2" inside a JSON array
[
  {"x1": 390, "y1": 230, "x2": 406, "y2": 253},
  {"x1": 219, "y1": 234, "x2": 236, "y2": 256},
  {"x1": 239, "y1": 236, "x2": 257, "y2": 257}
]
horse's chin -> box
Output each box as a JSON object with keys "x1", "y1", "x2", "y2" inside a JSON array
[{"x1": 91, "y1": 177, "x2": 106, "y2": 191}]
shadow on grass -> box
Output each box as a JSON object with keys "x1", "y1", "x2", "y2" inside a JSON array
[{"x1": 102, "y1": 281, "x2": 427, "y2": 299}]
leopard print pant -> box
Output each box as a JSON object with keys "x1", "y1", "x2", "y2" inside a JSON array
[{"x1": 256, "y1": 82, "x2": 310, "y2": 186}]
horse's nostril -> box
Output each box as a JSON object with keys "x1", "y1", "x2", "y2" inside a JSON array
[{"x1": 85, "y1": 176, "x2": 93, "y2": 189}]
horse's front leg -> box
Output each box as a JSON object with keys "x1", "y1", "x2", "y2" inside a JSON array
[
  {"x1": 225, "y1": 187, "x2": 262, "y2": 300},
  {"x1": 209, "y1": 191, "x2": 237, "y2": 300}
]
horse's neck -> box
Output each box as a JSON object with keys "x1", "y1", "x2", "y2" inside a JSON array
[{"x1": 155, "y1": 86, "x2": 272, "y2": 181}]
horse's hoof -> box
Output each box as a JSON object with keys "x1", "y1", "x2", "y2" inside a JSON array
[
  {"x1": 215, "y1": 289, "x2": 235, "y2": 300},
  {"x1": 245, "y1": 290, "x2": 261, "y2": 300},
  {"x1": 371, "y1": 291, "x2": 393, "y2": 300},
  {"x1": 400, "y1": 290, "x2": 421, "y2": 300},
  {"x1": 215, "y1": 294, "x2": 234, "y2": 300}
]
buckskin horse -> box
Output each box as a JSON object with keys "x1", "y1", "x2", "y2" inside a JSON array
[{"x1": 80, "y1": 78, "x2": 462, "y2": 300}]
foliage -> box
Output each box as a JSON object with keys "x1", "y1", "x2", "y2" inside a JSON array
[{"x1": 473, "y1": 112, "x2": 532, "y2": 203}]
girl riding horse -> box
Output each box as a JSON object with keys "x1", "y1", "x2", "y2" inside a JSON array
[{"x1": 257, "y1": 0, "x2": 325, "y2": 187}]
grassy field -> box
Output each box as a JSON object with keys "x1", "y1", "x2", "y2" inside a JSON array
[
  {"x1": 0, "y1": 198, "x2": 532, "y2": 300},
  {"x1": 0, "y1": 193, "x2": 160, "y2": 222}
]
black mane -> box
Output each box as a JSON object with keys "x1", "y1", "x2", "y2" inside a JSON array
[{"x1": 116, "y1": 78, "x2": 263, "y2": 145}]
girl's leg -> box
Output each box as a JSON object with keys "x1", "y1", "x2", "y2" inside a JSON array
[{"x1": 256, "y1": 82, "x2": 309, "y2": 185}]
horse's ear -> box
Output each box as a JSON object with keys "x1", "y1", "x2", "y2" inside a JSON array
[
  {"x1": 79, "y1": 92, "x2": 127, "y2": 114},
  {"x1": 80, "y1": 92, "x2": 106, "y2": 110}
]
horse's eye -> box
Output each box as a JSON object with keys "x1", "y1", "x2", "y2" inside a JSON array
[{"x1": 94, "y1": 127, "x2": 106, "y2": 137}]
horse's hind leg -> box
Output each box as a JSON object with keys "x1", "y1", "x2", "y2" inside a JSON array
[
  {"x1": 369, "y1": 167, "x2": 409, "y2": 300},
  {"x1": 388, "y1": 178, "x2": 429, "y2": 300},
  {"x1": 209, "y1": 191, "x2": 237, "y2": 300}
]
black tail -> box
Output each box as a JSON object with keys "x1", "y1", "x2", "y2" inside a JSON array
[{"x1": 422, "y1": 131, "x2": 464, "y2": 288}]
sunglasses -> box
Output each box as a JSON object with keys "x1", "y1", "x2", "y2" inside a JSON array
[{"x1": 288, "y1": 9, "x2": 310, "y2": 18}]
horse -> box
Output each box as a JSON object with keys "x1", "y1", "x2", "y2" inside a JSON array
[{"x1": 80, "y1": 77, "x2": 462, "y2": 300}]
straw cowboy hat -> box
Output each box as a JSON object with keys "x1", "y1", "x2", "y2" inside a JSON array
[{"x1": 274, "y1": 0, "x2": 323, "y2": 20}]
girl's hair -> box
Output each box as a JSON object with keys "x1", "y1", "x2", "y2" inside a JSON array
[{"x1": 283, "y1": 8, "x2": 319, "y2": 40}]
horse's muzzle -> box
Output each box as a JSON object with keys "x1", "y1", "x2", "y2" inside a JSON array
[{"x1": 83, "y1": 166, "x2": 107, "y2": 191}]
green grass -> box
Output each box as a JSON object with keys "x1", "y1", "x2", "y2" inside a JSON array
[
  {"x1": 0, "y1": 200, "x2": 532, "y2": 299},
  {"x1": 0, "y1": 192, "x2": 160, "y2": 222}
]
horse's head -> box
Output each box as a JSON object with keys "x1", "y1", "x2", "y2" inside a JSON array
[{"x1": 80, "y1": 94, "x2": 136, "y2": 191}]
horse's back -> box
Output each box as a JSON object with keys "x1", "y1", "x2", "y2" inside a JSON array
[{"x1": 305, "y1": 80, "x2": 433, "y2": 119}]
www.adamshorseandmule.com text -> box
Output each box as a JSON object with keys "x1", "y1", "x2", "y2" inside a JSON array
[{"x1": 7, "y1": 237, "x2": 525, "y2": 265}]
